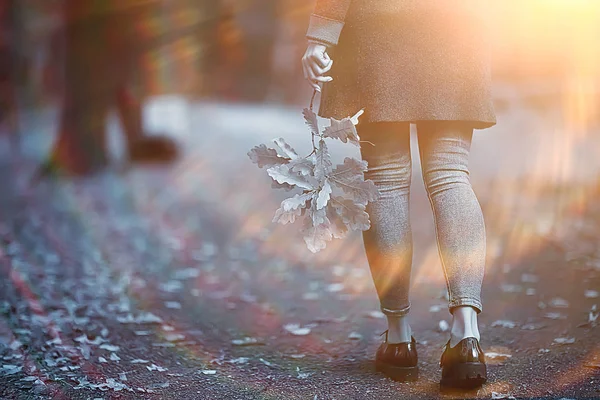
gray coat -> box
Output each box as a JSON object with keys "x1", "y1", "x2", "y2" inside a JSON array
[{"x1": 306, "y1": 1, "x2": 496, "y2": 129}]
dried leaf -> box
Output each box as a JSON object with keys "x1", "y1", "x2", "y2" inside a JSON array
[
  {"x1": 521, "y1": 323, "x2": 546, "y2": 330},
  {"x1": 248, "y1": 144, "x2": 289, "y2": 168},
  {"x1": 553, "y1": 337, "x2": 575, "y2": 345},
  {"x1": 267, "y1": 164, "x2": 316, "y2": 190},
  {"x1": 491, "y1": 320, "x2": 518, "y2": 329},
  {"x1": 544, "y1": 312, "x2": 566, "y2": 320},
  {"x1": 585, "y1": 290, "x2": 599, "y2": 298},
  {"x1": 302, "y1": 108, "x2": 319, "y2": 136},
  {"x1": 486, "y1": 352, "x2": 512, "y2": 361},
  {"x1": 316, "y1": 180, "x2": 332, "y2": 210},
  {"x1": 303, "y1": 223, "x2": 332, "y2": 254},
  {"x1": 330, "y1": 157, "x2": 368, "y2": 181},
  {"x1": 229, "y1": 357, "x2": 250, "y2": 365},
  {"x1": 330, "y1": 176, "x2": 379, "y2": 205},
  {"x1": 549, "y1": 297, "x2": 570, "y2": 308},
  {"x1": 231, "y1": 337, "x2": 264, "y2": 346},
  {"x1": 331, "y1": 197, "x2": 371, "y2": 231},
  {"x1": 366, "y1": 310, "x2": 385, "y2": 319},
  {"x1": 99, "y1": 344, "x2": 120, "y2": 352},
  {"x1": 273, "y1": 138, "x2": 299, "y2": 160},
  {"x1": 296, "y1": 367, "x2": 312, "y2": 379},
  {"x1": 326, "y1": 207, "x2": 349, "y2": 239},
  {"x1": 164, "y1": 301, "x2": 181, "y2": 310},
  {"x1": 273, "y1": 193, "x2": 311, "y2": 225},
  {"x1": 501, "y1": 284, "x2": 523, "y2": 293},
  {"x1": 200, "y1": 370, "x2": 217, "y2": 375},
  {"x1": 146, "y1": 363, "x2": 168, "y2": 372},
  {"x1": 491, "y1": 392, "x2": 516, "y2": 399},
  {"x1": 429, "y1": 305, "x2": 444, "y2": 313},
  {"x1": 314, "y1": 140, "x2": 333, "y2": 183},
  {"x1": 289, "y1": 157, "x2": 315, "y2": 177},
  {"x1": 165, "y1": 333, "x2": 185, "y2": 342},
  {"x1": 438, "y1": 320, "x2": 450, "y2": 332},
  {"x1": 323, "y1": 117, "x2": 360, "y2": 146},
  {"x1": 284, "y1": 324, "x2": 311, "y2": 336},
  {"x1": 130, "y1": 359, "x2": 149, "y2": 364},
  {"x1": 326, "y1": 283, "x2": 344, "y2": 293}
]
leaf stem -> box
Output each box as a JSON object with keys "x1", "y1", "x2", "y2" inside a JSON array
[{"x1": 309, "y1": 90, "x2": 317, "y2": 112}]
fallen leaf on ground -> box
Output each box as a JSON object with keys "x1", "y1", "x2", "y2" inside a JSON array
[
  {"x1": 200, "y1": 370, "x2": 217, "y2": 375},
  {"x1": 486, "y1": 352, "x2": 513, "y2": 361},
  {"x1": 553, "y1": 337, "x2": 575, "y2": 345},
  {"x1": 164, "y1": 302, "x2": 182, "y2": 310},
  {"x1": 438, "y1": 320, "x2": 449, "y2": 332},
  {"x1": 549, "y1": 297, "x2": 570, "y2": 308},
  {"x1": 491, "y1": 320, "x2": 517, "y2": 328},
  {"x1": 429, "y1": 305, "x2": 444, "y2": 313},
  {"x1": 164, "y1": 333, "x2": 185, "y2": 342},
  {"x1": 501, "y1": 284, "x2": 523, "y2": 293},
  {"x1": 99, "y1": 344, "x2": 120, "y2": 352},
  {"x1": 491, "y1": 392, "x2": 516, "y2": 400},
  {"x1": 284, "y1": 324, "x2": 311, "y2": 336},
  {"x1": 296, "y1": 367, "x2": 313, "y2": 379},
  {"x1": 231, "y1": 337, "x2": 265, "y2": 346},
  {"x1": 326, "y1": 283, "x2": 344, "y2": 293},
  {"x1": 544, "y1": 312, "x2": 566, "y2": 320},
  {"x1": 348, "y1": 332, "x2": 363, "y2": 340},
  {"x1": 229, "y1": 357, "x2": 250, "y2": 365},
  {"x1": 366, "y1": 310, "x2": 385, "y2": 319},
  {"x1": 521, "y1": 323, "x2": 546, "y2": 330},
  {"x1": 146, "y1": 364, "x2": 168, "y2": 372}
]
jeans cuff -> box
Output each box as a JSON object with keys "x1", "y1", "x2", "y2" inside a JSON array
[
  {"x1": 448, "y1": 298, "x2": 482, "y2": 314},
  {"x1": 381, "y1": 304, "x2": 411, "y2": 317}
]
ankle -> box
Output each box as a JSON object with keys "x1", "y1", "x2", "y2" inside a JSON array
[
  {"x1": 450, "y1": 306, "x2": 480, "y2": 347},
  {"x1": 386, "y1": 315, "x2": 412, "y2": 344}
]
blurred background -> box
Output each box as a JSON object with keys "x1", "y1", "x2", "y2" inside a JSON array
[
  {"x1": 1, "y1": 0, "x2": 599, "y2": 181},
  {"x1": 4, "y1": 1, "x2": 600, "y2": 109}
]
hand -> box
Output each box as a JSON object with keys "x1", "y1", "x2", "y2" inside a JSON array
[{"x1": 302, "y1": 43, "x2": 333, "y2": 92}]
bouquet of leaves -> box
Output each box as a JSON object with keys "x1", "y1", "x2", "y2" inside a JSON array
[{"x1": 248, "y1": 94, "x2": 380, "y2": 253}]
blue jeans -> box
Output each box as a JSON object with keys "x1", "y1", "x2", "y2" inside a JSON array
[{"x1": 358, "y1": 122, "x2": 486, "y2": 316}]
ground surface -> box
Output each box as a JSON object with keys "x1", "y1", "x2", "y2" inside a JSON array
[{"x1": 0, "y1": 100, "x2": 599, "y2": 399}]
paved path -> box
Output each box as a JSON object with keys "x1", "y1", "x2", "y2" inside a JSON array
[{"x1": 0, "y1": 99, "x2": 598, "y2": 399}]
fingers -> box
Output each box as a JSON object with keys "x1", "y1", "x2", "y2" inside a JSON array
[
  {"x1": 302, "y1": 63, "x2": 321, "y2": 92},
  {"x1": 308, "y1": 58, "x2": 333, "y2": 79},
  {"x1": 302, "y1": 53, "x2": 333, "y2": 92}
]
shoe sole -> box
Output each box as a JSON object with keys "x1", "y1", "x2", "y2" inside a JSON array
[
  {"x1": 376, "y1": 363, "x2": 419, "y2": 382},
  {"x1": 440, "y1": 362, "x2": 487, "y2": 389}
]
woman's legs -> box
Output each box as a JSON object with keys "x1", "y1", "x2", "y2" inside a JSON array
[
  {"x1": 358, "y1": 122, "x2": 413, "y2": 343},
  {"x1": 417, "y1": 122, "x2": 486, "y2": 346}
]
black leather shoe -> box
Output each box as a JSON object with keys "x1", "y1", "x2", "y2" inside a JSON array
[
  {"x1": 440, "y1": 337, "x2": 487, "y2": 389},
  {"x1": 375, "y1": 331, "x2": 418, "y2": 382}
]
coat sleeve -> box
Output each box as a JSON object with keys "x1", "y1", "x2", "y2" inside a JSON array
[{"x1": 306, "y1": 0, "x2": 352, "y2": 47}]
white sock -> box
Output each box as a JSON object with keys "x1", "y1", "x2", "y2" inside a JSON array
[
  {"x1": 386, "y1": 314, "x2": 412, "y2": 344},
  {"x1": 450, "y1": 306, "x2": 480, "y2": 347}
]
